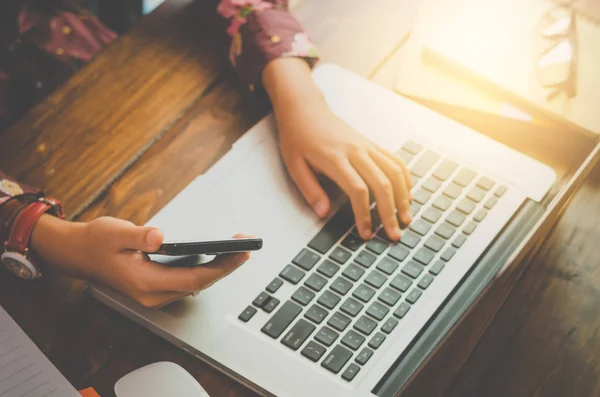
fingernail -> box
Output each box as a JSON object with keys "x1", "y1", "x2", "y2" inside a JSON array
[
  {"x1": 146, "y1": 228, "x2": 163, "y2": 249},
  {"x1": 401, "y1": 211, "x2": 413, "y2": 225},
  {"x1": 392, "y1": 227, "x2": 402, "y2": 240},
  {"x1": 314, "y1": 200, "x2": 329, "y2": 218}
]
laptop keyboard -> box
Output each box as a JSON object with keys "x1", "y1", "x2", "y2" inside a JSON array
[{"x1": 238, "y1": 141, "x2": 508, "y2": 383}]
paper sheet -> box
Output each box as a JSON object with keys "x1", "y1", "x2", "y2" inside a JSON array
[{"x1": 0, "y1": 306, "x2": 79, "y2": 397}]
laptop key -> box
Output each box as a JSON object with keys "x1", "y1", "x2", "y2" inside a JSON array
[
  {"x1": 441, "y1": 247, "x2": 457, "y2": 262},
  {"x1": 365, "y1": 271, "x2": 387, "y2": 289},
  {"x1": 495, "y1": 185, "x2": 508, "y2": 197},
  {"x1": 453, "y1": 168, "x2": 476, "y2": 187},
  {"x1": 422, "y1": 178, "x2": 441, "y2": 193},
  {"x1": 368, "y1": 332, "x2": 386, "y2": 350},
  {"x1": 413, "y1": 189, "x2": 432, "y2": 205},
  {"x1": 305, "y1": 273, "x2": 327, "y2": 292},
  {"x1": 463, "y1": 221, "x2": 478, "y2": 235},
  {"x1": 328, "y1": 312, "x2": 352, "y2": 332},
  {"x1": 292, "y1": 249, "x2": 321, "y2": 271},
  {"x1": 353, "y1": 284, "x2": 376, "y2": 303},
  {"x1": 261, "y1": 301, "x2": 302, "y2": 338},
  {"x1": 292, "y1": 286, "x2": 316, "y2": 306},
  {"x1": 315, "y1": 326, "x2": 339, "y2": 347},
  {"x1": 402, "y1": 261, "x2": 424, "y2": 279},
  {"x1": 393, "y1": 302, "x2": 411, "y2": 319},
  {"x1": 317, "y1": 259, "x2": 340, "y2": 278},
  {"x1": 467, "y1": 187, "x2": 486, "y2": 203},
  {"x1": 398, "y1": 150, "x2": 414, "y2": 164},
  {"x1": 330, "y1": 247, "x2": 352, "y2": 264},
  {"x1": 341, "y1": 233, "x2": 364, "y2": 251},
  {"x1": 401, "y1": 141, "x2": 422, "y2": 155},
  {"x1": 331, "y1": 277, "x2": 353, "y2": 295},
  {"x1": 308, "y1": 201, "x2": 354, "y2": 254},
  {"x1": 433, "y1": 159, "x2": 459, "y2": 181},
  {"x1": 263, "y1": 297, "x2": 280, "y2": 313},
  {"x1": 443, "y1": 183, "x2": 462, "y2": 200},
  {"x1": 388, "y1": 244, "x2": 410, "y2": 262},
  {"x1": 452, "y1": 234, "x2": 467, "y2": 248},
  {"x1": 400, "y1": 231, "x2": 421, "y2": 249},
  {"x1": 366, "y1": 237, "x2": 388, "y2": 255},
  {"x1": 456, "y1": 198, "x2": 477, "y2": 215},
  {"x1": 341, "y1": 298, "x2": 364, "y2": 317},
  {"x1": 322, "y1": 345, "x2": 352, "y2": 374},
  {"x1": 381, "y1": 317, "x2": 399, "y2": 334},
  {"x1": 379, "y1": 287, "x2": 401, "y2": 306},
  {"x1": 391, "y1": 274, "x2": 413, "y2": 292},
  {"x1": 253, "y1": 292, "x2": 271, "y2": 308},
  {"x1": 424, "y1": 235, "x2": 445, "y2": 253},
  {"x1": 484, "y1": 196, "x2": 498, "y2": 210},
  {"x1": 343, "y1": 263, "x2": 366, "y2": 282},
  {"x1": 266, "y1": 278, "x2": 283, "y2": 294},
  {"x1": 366, "y1": 302, "x2": 390, "y2": 321},
  {"x1": 432, "y1": 195, "x2": 452, "y2": 212},
  {"x1": 301, "y1": 341, "x2": 327, "y2": 362},
  {"x1": 477, "y1": 176, "x2": 495, "y2": 191},
  {"x1": 406, "y1": 289, "x2": 423, "y2": 304},
  {"x1": 342, "y1": 363, "x2": 361, "y2": 382},
  {"x1": 413, "y1": 247, "x2": 435, "y2": 266},
  {"x1": 446, "y1": 210, "x2": 467, "y2": 227},
  {"x1": 355, "y1": 250, "x2": 377, "y2": 268},
  {"x1": 279, "y1": 265, "x2": 305, "y2": 285},
  {"x1": 435, "y1": 222, "x2": 456, "y2": 240},
  {"x1": 410, "y1": 202, "x2": 422, "y2": 217},
  {"x1": 411, "y1": 150, "x2": 441, "y2": 178},
  {"x1": 473, "y1": 209, "x2": 488, "y2": 222},
  {"x1": 429, "y1": 261, "x2": 445, "y2": 276},
  {"x1": 418, "y1": 274, "x2": 435, "y2": 290},
  {"x1": 341, "y1": 330, "x2": 366, "y2": 351},
  {"x1": 239, "y1": 306, "x2": 257, "y2": 322},
  {"x1": 356, "y1": 347, "x2": 374, "y2": 365},
  {"x1": 354, "y1": 315, "x2": 378, "y2": 336},
  {"x1": 281, "y1": 319, "x2": 316, "y2": 351},
  {"x1": 305, "y1": 304, "x2": 329, "y2": 324},
  {"x1": 409, "y1": 219, "x2": 432, "y2": 236},
  {"x1": 376, "y1": 257, "x2": 400, "y2": 275},
  {"x1": 422, "y1": 208, "x2": 443, "y2": 224},
  {"x1": 318, "y1": 290, "x2": 342, "y2": 310}
]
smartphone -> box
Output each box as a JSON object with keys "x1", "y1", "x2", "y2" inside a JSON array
[{"x1": 154, "y1": 237, "x2": 263, "y2": 256}]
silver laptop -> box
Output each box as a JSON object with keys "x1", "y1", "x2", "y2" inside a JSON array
[{"x1": 91, "y1": 64, "x2": 556, "y2": 397}]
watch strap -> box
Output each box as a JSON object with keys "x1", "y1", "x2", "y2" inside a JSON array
[{"x1": 5, "y1": 202, "x2": 53, "y2": 253}]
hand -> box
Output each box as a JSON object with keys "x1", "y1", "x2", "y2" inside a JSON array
[
  {"x1": 263, "y1": 58, "x2": 412, "y2": 241},
  {"x1": 31, "y1": 215, "x2": 250, "y2": 308}
]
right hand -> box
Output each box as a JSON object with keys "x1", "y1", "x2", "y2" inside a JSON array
[{"x1": 31, "y1": 215, "x2": 251, "y2": 308}]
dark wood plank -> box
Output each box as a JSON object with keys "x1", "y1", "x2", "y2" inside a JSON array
[{"x1": 0, "y1": 0, "x2": 225, "y2": 218}]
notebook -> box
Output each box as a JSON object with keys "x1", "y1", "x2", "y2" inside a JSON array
[
  {"x1": 422, "y1": 0, "x2": 600, "y2": 136},
  {"x1": 0, "y1": 305, "x2": 79, "y2": 397}
]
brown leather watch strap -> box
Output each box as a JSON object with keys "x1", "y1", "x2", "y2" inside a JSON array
[{"x1": 5, "y1": 202, "x2": 53, "y2": 253}]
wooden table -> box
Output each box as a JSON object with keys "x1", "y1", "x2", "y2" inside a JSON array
[{"x1": 1, "y1": 1, "x2": 599, "y2": 396}]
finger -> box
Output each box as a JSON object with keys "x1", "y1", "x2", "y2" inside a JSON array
[
  {"x1": 382, "y1": 149, "x2": 413, "y2": 200},
  {"x1": 370, "y1": 150, "x2": 412, "y2": 227},
  {"x1": 350, "y1": 153, "x2": 402, "y2": 241},
  {"x1": 134, "y1": 291, "x2": 189, "y2": 308},
  {"x1": 322, "y1": 158, "x2": 372, "y2": 240},
  {"x1": 116, "y1": 221, "x2": 164, "y2": 253},
  {"x1": 142, "y1": 251, "x2": 250, "y2": 293},
  {"x1": 285, "y1": 155, "x2": 330, "y2": 218}
]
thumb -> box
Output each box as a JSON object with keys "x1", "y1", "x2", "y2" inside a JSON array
[
  {"x1": 118, "y1": 223, "x2": 164, "y2": 252},
  {"x1": 286, "y1": 155, "x2": 330, "y2": 218}
]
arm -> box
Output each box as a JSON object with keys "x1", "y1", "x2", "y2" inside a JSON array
[{"x1": 218, "y1": 1, "x2": 413, "y2": 241}]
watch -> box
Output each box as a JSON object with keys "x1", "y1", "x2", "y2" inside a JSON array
[{"x1": 1, "y1": 198, "x2": 64, "y2": 280}]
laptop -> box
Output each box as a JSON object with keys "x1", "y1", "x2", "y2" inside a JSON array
[{"x1": 91, "y1": 64, "x2": 557, "y2": 397}]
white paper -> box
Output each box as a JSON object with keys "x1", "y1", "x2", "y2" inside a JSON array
[{"x1": 0, "y1": 306, "x2": 79, "y2": 397}]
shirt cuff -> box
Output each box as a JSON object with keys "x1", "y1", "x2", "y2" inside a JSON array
[{"x1": 230, "y1": 8, "x2": 320, "y2": 90}]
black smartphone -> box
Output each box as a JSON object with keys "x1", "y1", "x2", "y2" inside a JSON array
[{"x1": 154, "y1": 238, "x2": 263, "y2": 256}]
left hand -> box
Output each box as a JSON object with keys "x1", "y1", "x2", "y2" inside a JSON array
[{"x1": 263, "y1": 58, "x2": 412, "y2": 241}]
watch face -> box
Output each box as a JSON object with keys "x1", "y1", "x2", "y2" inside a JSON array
[{"x1": 1, "y1": 253, "x2": 37, "y2": 280}]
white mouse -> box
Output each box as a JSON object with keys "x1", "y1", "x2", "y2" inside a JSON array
[{"x1": 114, "y1": 361, "x2": 210, "y2": 397}]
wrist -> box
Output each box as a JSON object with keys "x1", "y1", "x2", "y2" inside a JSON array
[{"x1": 30, "y1": 214, "x2": 88, "y2": 278}]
